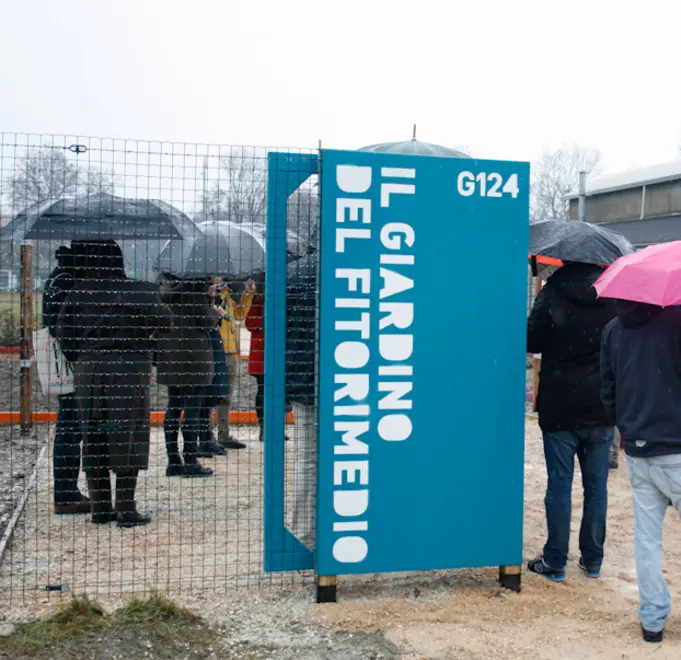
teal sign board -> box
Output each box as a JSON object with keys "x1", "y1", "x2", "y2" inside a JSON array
[{"x1": 317, "y1": 149, "x2": 530, "y2": 575}]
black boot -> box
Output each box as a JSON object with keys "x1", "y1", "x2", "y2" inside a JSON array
[
  {"x1": 115, "y1": 471, "x2": 151, "y2": 528},
  {"x1": 182, "y1": 431, "x2": 213, "y2": 477},
  {"x1": 164, "y1": 429, "x2": 185, "y2": 477},
  {"x1": 87, "y1": 470, "x2": 116, "y2": 525},
  {"x1": 218, "y1": 434, "x2": 246, "y2": 450},
  {"x1": 197, "y1": 429, "x2": 227, "y2": 457}
]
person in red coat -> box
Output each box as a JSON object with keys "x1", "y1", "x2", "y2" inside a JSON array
[{"x1": 245, "y1": 293, "x2": 265, "y2": 442}]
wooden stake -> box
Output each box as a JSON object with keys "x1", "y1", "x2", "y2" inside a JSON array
[{"x1": 20, "y1": 245, "x2": 34, "y2": 436}]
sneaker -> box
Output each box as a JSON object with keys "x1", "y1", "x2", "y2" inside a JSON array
[
  {"x1": 219, "y1": 435, "x2": 246, "y2": 450},
  {"x1": 578, "y1": 557, "x2": 601, "y2": 578},
  {"x1": 527, "y1": 556, "x2": 566, "y2": 582},
  {"x1": 642, "y1": 626, "x2": 664, "y2": 643}
]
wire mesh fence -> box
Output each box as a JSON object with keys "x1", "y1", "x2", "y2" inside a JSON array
[
  {"x1": 0, "y1": 134, "x2": 320, "y2": 605},
  {"x1": 527, "y1": 268, "x2": 540, "y2": 412}
]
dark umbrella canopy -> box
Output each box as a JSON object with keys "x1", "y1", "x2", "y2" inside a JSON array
[
  {"x1": 529, "y1": 221, "x2": 634, "y2": 266},
  {"x1": 287, "y1": 253, "x2": 316, "y2": 286},
  {"x1": 359, "y1": 138, "x2": 471, "y2": 159},
  {"x1": 155, "y1": 221, "x2": 265, "y2": 280},
  {"x1": 1, "y1": 193, "x2": 193, "y2": 242}
]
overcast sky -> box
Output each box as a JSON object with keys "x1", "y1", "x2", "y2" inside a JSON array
[{"x1": 1, "y1": 0, "x2": 680, "y2": 175}]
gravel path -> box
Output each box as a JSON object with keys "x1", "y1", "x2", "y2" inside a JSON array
[
  {"x1": 1, "y1": 420, "x2": 680, "y2": 658},
  {"x1": 0, "y1": 423, "x2": 303, "y2": 601}
]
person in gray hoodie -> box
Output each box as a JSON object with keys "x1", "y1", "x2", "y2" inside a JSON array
[{"x1": 601, "y1": 301, "x2": 681, "y2": 644}]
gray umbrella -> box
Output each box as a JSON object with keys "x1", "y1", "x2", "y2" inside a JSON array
[
  {"x1": 1, "y1": 192, "x2": 193, "y2": 242},
  {"x1": 155, "y1": 221, "x2": 265, "y2": 280},
  {"x1": 359, "y1": 127, "x2": 471, "y2": 159}
]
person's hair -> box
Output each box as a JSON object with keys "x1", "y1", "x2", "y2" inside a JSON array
[{"x1": 55, "y1": 245, "x2": 73, "y2": 269}]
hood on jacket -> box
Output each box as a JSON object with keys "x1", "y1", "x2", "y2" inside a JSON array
[
  {"x1": 548, "y1": 262, "x2": 606, "y2": 308},
  {"x1": 615, "y1": 300, "x2": 663, "y2": 328},
  {"x1": 71, "y1": 240, "x2": 126, "y2": 281}
]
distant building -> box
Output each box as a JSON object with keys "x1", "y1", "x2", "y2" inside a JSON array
[{"x1": 565, "y1": 161, "x2": 681, "y2": 247}]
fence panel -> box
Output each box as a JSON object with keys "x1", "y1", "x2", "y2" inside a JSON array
[{"x1": 0, "y1": 134, "x2": 318, "y2": 605}]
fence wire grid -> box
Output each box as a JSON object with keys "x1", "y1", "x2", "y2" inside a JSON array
[{"x1": 0, "y1": 134, "x2": 320, "y2": 605}]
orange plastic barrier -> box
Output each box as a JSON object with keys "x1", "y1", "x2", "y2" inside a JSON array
[{"x1": 0, "y1": 410, "x2": 294, "y2": 425}]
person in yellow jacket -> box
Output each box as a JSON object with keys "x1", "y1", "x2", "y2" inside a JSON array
[{"x1": 215, "y1": 278, "x2": 255, "y2": 448}]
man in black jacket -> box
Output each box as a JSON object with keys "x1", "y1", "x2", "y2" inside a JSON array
[
  {"x1": 601, "y1": 301, "x2": 681, "y2": 643},
  {"x1": 43, "y1": 246, "x2": 90, "y2": 514},
  {"x1": 527, "y1": 262, "x2": 615, "y2": 582}
]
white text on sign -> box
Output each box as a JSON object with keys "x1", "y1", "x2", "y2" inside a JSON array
[
  {"x1": 330, "y1": 163, "x2": 416, "y2": 565},
  {"x1": 457, "y1": 171, "x2": 519, "y2": 198}
]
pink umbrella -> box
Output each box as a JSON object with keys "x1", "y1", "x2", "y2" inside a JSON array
[{"x1": 594, "y1": 241, "x2": 681, "y2": 306}]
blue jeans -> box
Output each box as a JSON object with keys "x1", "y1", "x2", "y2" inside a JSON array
[
  {"x1": 53, "y1": 394, "x2": 83, "y2": 504},
  {"x1": 542, "y1": 427, "x2": 613, "y2": 570},
  {"x1": 626, "y1": 453, "x2": 681, "y2": 633}
]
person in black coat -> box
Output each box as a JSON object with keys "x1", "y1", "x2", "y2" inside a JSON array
[
  {"x1": 156, "y1": 275, "x2": 219, "y2": 477},
  {"x1": 43, "y1": 246, "x2": 90, "y2": 514},
  {"x1": 526, "y1": 262, "x2": 616, "y2": 582},
  {"x1": 57, "y1": 240, "x2": 172, "y2": 527}
]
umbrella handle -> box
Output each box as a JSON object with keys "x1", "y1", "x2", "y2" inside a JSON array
[{"x1": 530, "y1": 255, "x2": 538, "y2": 277}]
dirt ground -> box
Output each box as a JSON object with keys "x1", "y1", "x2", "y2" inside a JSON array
[
  {"x1": 0, "y1": 419, "x2": 680, "y2": 659},
  {"x1": 0, "y1": 428, "x2": 42, "y2": 544}
]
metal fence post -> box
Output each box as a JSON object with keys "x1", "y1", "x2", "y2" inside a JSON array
[{"x1": 20, "y1": 244, "x2": 34, "y2": 436}]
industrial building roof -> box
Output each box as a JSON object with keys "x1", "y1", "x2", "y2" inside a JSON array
[{"x1": 565, "y1": 160, "x2": 681, "y2": 199}]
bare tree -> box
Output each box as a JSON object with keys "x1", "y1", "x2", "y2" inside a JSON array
[
  {"x1": 531, "y1": 144, "x2": 603, "y2": 223},
  {"x1": 0, "y1": 147, "x2": 114, "y2": 277},
  {"x1": 287, "y1": 182, "x2": 320, "y2": 254},
  {"x1": 4, "y1": 147, "x2": 114, "y2": 212},
  {"x1": 197, "y1": 149, "x2": 267, "y2": 225}
]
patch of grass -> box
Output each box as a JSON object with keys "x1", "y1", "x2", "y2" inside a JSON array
[
  {"x1": 0, "y1": 594, "x2": 215, "y2": 659},
  {"x1": 0, "y1": 595, "x2": 105, "y2": 656},
  {"x1": 114, "y1": 593, "x2": 199, "y2": 624}
]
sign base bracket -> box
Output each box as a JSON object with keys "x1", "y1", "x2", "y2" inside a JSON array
[
  {"x1": 316, "y1": 575, "x2": 337, "y2": 603},
  {"x1": 499, "y1": 565, "x2": 522, "y2": 593}
]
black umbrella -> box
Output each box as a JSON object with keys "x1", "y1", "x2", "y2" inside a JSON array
[
  {"x1": 359, "y1": 127, "x2": 471, "y2": 159},
  {"x1": 286, "y1": 253, "x2": 316, "y2": 286},
  {"x1": 1, "y1": 193, "x2": 193, "y2": 242},
  {"x1": 155, "y1": 221, "x2": 264, "y2": 280},
  {"x1": 529, "y1": 221, "x2": 634, "y2": 267}
]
